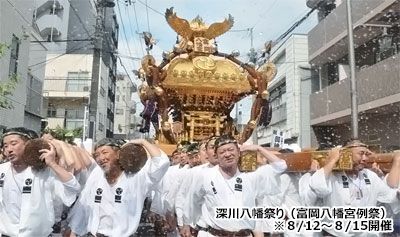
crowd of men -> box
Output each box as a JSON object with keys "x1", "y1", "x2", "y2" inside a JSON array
[{"x1": 0, "y1": 126, "x2": 399, "y2": 237}]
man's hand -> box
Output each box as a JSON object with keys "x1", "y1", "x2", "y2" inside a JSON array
[
  {"x1": 240, "y1": 144, "x2": 260, "y2": 152},
  {"x1": 371, "y1": 162, "x2": 384, "y2": 178},
  {"x1": 310, "y1": 159, "x2": 320, "y2": 172},
  {"x1": 165, "y1": 211, "x2": 177, "y2": 232},
  {"x1": 327, "y1": 147, "x2": 341, "y2": 164},
  {"x1": 178, "y1": 225, "x2": 192, "y2": 237},
  {"x1": 128, "y1": 138, "x2": 145, "y2": 145},
  {"x1": 39, "y1": 143, "x2": 57, "y2": 167}
]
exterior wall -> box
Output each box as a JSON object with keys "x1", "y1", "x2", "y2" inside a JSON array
[
  {"x1": 96, "y1": 59, "x2": 109, "y2": 142},
  {"x1": 308, "y1": 0, "x2": 400, "y2": 149},
  {"x1": 308, "y1": 0, "x2": 398, "y2": 64},
  {"x1": 113, "y1": 75, "x2": 134, "y2": 139},
  {"x1": 257, "y1": 34, "x2": 311, "y2": 148},
  {"x1": 66, "y1": 0, "x2": 95, "y2": 54},
  {"x1": 0, "y1": 0, "x2": 37, "y2": 131},
  {"x1": 43, "y1": 54, "x2": 92, "y2": 134}
]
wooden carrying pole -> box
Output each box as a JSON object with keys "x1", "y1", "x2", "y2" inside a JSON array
[{"x1": 239, "y1": 151, "x2": 398, "y2": 173}]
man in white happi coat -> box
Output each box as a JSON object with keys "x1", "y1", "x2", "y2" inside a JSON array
[
  {"x1": 175, "y1": 140, "x2": 212, "y2": 235},
  {"x1": 178, "y1": 137, "x2": 220, "y2": 237},
  {"x1": 187, "y1": 135, "x2": 287, "y2": 237},
  {"x1": 0, "y1": 127, "x2": 81, "y2": 237},
  {"x1": 68, "y1": 138, "x2": 170, "y2": 237},
  {"x1": 305, "y1": 140, "x2": 400, "y2": 237},
  {"x1": 384, "y1": 152, "x2": 400, "y2": 234},
  {"x1": 254, "y1": 148, "x2": 322, "y2": 237},
  {"x1": 149, "y1": 144, "x2": 191, "y2": 236}
]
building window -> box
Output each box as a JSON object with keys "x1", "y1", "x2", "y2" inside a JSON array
[
  {"x1": 67, "y1": 71, "x2": 90, "y2": 92},
  {"x1": 47, "y1": 107, "x2": 57, "y2": 117},
  {"x1": 273, "y1": 51, "x2": 286, "y2": 66},
  {"x1": 9, "y1": 35, "x2": 20, "y2": 76},
  {"x1": 116, "y1": 109, "x2": 124, "y2": 115},
  {"x1": 116, "y1": 95, "x2": 120, "y2": 102},
  {"x1": 65, "y1": 109, "x2": 84, "y2": 119},
  {"x1": 66, "y1": 120, "x2": 83, "y2": 130}
]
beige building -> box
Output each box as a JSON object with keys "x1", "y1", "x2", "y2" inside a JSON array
[
  {"x1": 39, "y1": 0, "x2": 119, "y2": 142},
  {"x1": 307, "y1": 0, "x2": 400, "y2": 151},
  {"x1": 42, "y1": 54, "x2": 112, "y2": 142}
]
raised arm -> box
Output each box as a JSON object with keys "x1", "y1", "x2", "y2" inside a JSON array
[
  {"x1": 386, "y1": 153, "x2": 400, "y2": 188},
  {"x1": 129, "y1": 138, "x2": 161, "y2": 158},
  {"x1": 322, "y1": 147, "x2": 341, "y2": 178}
]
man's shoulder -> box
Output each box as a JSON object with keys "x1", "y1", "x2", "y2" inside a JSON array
[{"x1": 0, "y1": 161, "x2": 11, "y2": 170}]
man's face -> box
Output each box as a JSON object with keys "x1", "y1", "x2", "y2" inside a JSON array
[
  {"x1": 216, "y1": 143, "x2": 240, "y2": 169},
  {"x1": 351, "y1": 146, "x2": 371, "y2": 171},
  {"x1": 2, "y1": 135, "x2": 27, "y2": 165},
  {"x1": 179, "y1": 152, "x2": 188, "y2": 166},
  {"x1": 171, "y1": 152, "x2": 181, "y2": 165},
  {"x1": 188, "y1": 153, "x2": 201, "y2": 167},
  {"x1": 198, "y1": 143, "x2": 208, "y2": 164},
  {"x1": 206, "y1": 141, "x2": 218, "y2": 166},
  {"x1": 93, "y1": 145, "x2": 120, "y2": 174}
]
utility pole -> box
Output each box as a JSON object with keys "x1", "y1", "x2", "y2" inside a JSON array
[
  {"x1": 346, "y1": 0, "x2": 359, "y2": 139},
  {"x1": 247, "y1": 27, "x2": 259, "y2": 145},
  {"x1": 89, "y1": 0, "x2": 114, "y2": 141}
]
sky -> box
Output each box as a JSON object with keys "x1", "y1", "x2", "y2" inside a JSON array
[
  {"x1": 115, "y1": 0, "x2": 318, "y2": 87},
  {"x1": 113, "y1": 0, "x2": 318, "y2": 136}
]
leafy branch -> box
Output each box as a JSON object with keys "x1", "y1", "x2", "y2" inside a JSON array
[{"x1": 0, "y1": 43, "x2": 20, "y2": 109}]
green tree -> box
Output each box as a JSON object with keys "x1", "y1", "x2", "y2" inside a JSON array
[
  {"x1": 42, "y1": 126, "x2": 83, "y2": 144},
  {"x1": 0, "y1": 43, "x2": 20, "y2": 109}
]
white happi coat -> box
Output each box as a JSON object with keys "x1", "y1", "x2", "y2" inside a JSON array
[
  {"x1": 308, "y1": 168, "x2": 399, "y2": 237},
  {"x1": 257, "y1": 173, "x2": 321, "y2": 237},
  {"x1": 176, "y1": 163, "x2": 212, "y2": 227},
  {"x1": 69, "y1": 153, "x2": 170, "y2": 237},
  {"x1": 0, "y1": 162, "x2": 80, "y2": 237},
  {"x1": 150, "y1": 164, "x2": 185, "y2": 216},
  {"x1": 188, "y1": 161, "x2": 287, "y2": 233}
]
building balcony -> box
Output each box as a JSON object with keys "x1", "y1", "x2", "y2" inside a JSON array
[
  {"x1": 308, "y1": 0, "x2": 400, "y2": 65},
  {"x1": 35, "y1": 0, "x2": 64, "y2": 17},
  {"x1": 270, "y1": 103, "x2": 287, "y2": 125},
  {"x1": 310, "y1": 55, "x2": 400, "y2": 125},
  {"x1": 46, "y1": 117, "x2": 65, "y2": 129},
  {"x1": 43, "y1": 77, "x2": 90, "y2": 98},
  {"x1": 25, "y1": 86, "x2": 43, "y2": 117},
  {"x1": 36, "y1": 14, "x2": 63, "y2": 39}
]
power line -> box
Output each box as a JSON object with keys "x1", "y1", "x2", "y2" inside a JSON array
[
  {"x1": 28, "y1": 42, "x2": 93, "y2": 71},
  {"x1": 132, "y1": 2, "x2": 146, "y2": 56},
  {"x1": 67, "y1": 0, "x2": 92, "y2": 38},
  {"x1": 30, "y1": 38, "x2": 92, "y2": 43},
  {"x1": 116, "y1": 0, "x2": 134, "y2": 58},
  {"x1": 124, "y1": 5, "x2": 142, "y2": 57},
  {"x1": 260, "y1": 4, "x2": 319, "y2": 63},
  {"x1": 145, "y1": 0, "x2": 151, "y2": 32},
  {"x1": 6, "y1": 0, "x2": 34, "y2": 29},
  {"x1": 136, "y1": 0, "x2": 164, "y2": 17},
  {"x1": 251, "y1": 0, "x2": 279, "y2": 29},
  {"x1": 275, "y1": 5, "x2": 318, "y2": 43},
  {"x1": 117, "y1": 56, "x2": 134, "y2": 84}
]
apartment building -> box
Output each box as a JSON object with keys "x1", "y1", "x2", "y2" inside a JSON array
[{"x1": 307, "y1": 0, "x2": 400, "y2": 151}]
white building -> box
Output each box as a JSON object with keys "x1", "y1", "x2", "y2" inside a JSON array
[
  {"x1": 113, "y1": 74, "x2": 137, "y2": 140},
  {"x1": 257, "y1": 34, "x2": 312, "y2": 149}
]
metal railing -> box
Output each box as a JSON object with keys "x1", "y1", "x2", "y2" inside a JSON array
[{"x1": 44, "y1": 77, "x2": 91, "y2": 93}]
